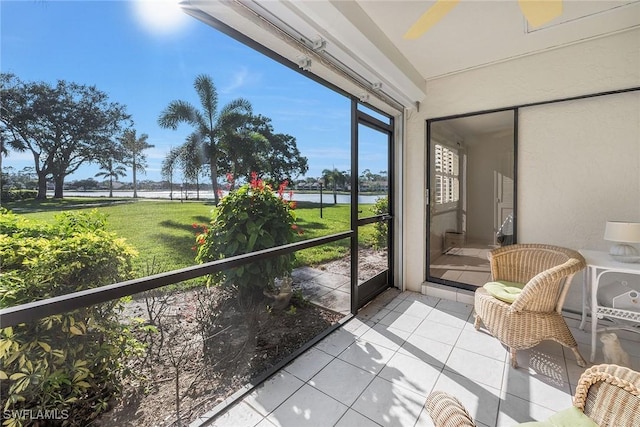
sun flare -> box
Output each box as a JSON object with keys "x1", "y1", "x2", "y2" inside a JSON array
[{"x1": 132, "y1": 0, "x2": 190, "y2": 35}]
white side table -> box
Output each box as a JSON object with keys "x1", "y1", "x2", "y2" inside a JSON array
[{"x1": 579, "y1": 250, "x2": 640, "y2": 362}]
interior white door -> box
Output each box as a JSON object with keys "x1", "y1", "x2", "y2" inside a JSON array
[{"x1": 494, "y1": 170, "x2": 514, "y2": 244}]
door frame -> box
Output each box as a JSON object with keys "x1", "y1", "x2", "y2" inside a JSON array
[
  {"x1": 351, "y1": 99, "x2": 395, "y2": 312},
  {"x1": 425, "y1": 108, "x2": 518, "y2": 291}
]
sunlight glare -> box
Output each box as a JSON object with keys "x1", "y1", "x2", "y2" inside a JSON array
[{"x1": 132, "y1": 0, "x2": 189, "y2": 35}]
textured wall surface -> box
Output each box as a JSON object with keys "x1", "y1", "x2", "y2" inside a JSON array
[
  {"x1": 403, "y1": 29, "x2": 640, "y2": 304},
  {"x1": 519, "y1": 92, "x2": 640, "y2": 311},
  {"x1": 423, "y1": 29, "x2": 640, "y2": 118}
]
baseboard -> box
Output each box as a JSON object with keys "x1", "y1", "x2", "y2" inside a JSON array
[{"x1": 421, "y1": 281, "x2": 474, "y2": 305}]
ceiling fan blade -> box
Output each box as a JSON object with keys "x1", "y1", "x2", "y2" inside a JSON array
[
  {"x1": 404, "y1": 0, "x2": 461, "y2": 40},
  {"x1": 518, "y1": 0, "x2": 563, "y2": 28}
]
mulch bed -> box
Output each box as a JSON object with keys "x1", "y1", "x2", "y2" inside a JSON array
[{"x1": 97, "y1": 286, "x2": 342, "y2": 427}]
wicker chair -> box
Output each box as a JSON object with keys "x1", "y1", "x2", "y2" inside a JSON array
[
  {"x1": 473, "y1": 244, "x2": 587, "y2": 368},
  {"x1": 426, "y1": 364, "x2": 640, "y2": 427}
]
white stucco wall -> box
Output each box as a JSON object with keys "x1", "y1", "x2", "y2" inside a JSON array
[
  {"x1": 519, "y1": 92, "x2": 640, "y2": 311},
  {"x1": 403, "y1": 29, "x2": 640, "y2": 314}
]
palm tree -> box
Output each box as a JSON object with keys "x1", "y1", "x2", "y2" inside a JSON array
[
  {"x1": 162, "y1": 146, "x2": 181, "y2": 200},
  {"x1": 120, "y1": 129, "x2": 154, "y2": 198},
  {"x1": 95, "y1": 158, "x2": 126, "y2": 198},
  {"x1": 158, "y1": 74, "x2": 252, "y2": 205},
  {"x1": 322, "y1": 168, "x2": 348, "y2": 204},
  {"x1": 180, "y1": 134, "x2": 206, "y2": 200}
]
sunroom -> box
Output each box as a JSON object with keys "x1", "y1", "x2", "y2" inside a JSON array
[
  {"x1": 181, "y1": 1, "x2": 640, "y2": 425},
  {"x1": 1, "y1": 1, "x2": 639, "y2": 426}
]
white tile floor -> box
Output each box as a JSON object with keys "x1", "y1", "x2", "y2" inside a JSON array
[
  {"x1": 199, "y1": 290, "x2": 640, "y2": 427},
  {"x1": 430, "y1": 245, "x2": 493, "y2": 287}
]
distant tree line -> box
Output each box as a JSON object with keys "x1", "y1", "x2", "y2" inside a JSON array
[
  {"x1": 0, "y1": 73, "x2": 154, "y2": 199},
  {"x1": 1, "y1": 72, "x2": 308, "y2": 201}
]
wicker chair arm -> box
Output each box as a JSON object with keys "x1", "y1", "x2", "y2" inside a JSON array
[
  {"x1": 426, "y1": 391, "x2": 477, "y2": 427},
  {"x1": 509, "y1": 259, "x2": 582, "y2": 313},
  {"x1": 573, "y1": 364, "x2": 640, "y2": 411}
]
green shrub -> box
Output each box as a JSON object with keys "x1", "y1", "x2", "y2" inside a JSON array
[
  {"x1": 0, "y1": 189, "x2": 37, "y2": 202},
  {"x1": 0, "y1": 209, "x2": 142, "y2": 426},
  {"x1": 195, "y1": 174, "x2": 298, "y2": 303},
  {"x1": 372, "y1": 196, "x2": 389, "y2": 249}
]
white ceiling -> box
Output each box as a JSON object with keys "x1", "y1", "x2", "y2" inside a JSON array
[
  {"x1": 435, "y1": 110, "x2": 515, "y2": 139},
  {"x1": 188, "y1": 0, "x2": 640, "y2": 110},
  {"x1": 355, "y1": 0, "x2": 640, "y2": 80}
]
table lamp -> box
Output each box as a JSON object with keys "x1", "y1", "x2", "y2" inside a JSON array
[{"x1": 604, "y1": 221, "x2": 640, "y2": 263}]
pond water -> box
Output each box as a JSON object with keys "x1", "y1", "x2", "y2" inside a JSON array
[{"x1": 55, "y1": 190, "x2": 384, "y2": 204}]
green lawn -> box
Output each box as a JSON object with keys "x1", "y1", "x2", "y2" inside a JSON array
[{"x1": 5, "y1": 198, "x2": 375, "y2": 276}]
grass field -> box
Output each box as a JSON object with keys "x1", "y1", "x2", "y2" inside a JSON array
[{"x1": 5, "y1": 198, "x2": 376, "y2": 276}]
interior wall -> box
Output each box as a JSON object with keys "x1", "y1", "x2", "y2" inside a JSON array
[
  {"x1": 466, "y1": 130, "x2": 514, "y2": 244},
  {"x1": 403, "y1": 28, "x2": 640, "y2": 308},
  {"x1": 519, "y1": 91, "x2": 640, "y2": 312}
]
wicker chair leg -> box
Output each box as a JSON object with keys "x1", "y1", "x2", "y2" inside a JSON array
[
  {"x1": 510, "y1": 348, "x2": 518, "y2": 368},
  {"x1": 426, "y1": 391, "x2": 477, "y2": 427},
  {"x1": 570, "y1": 346, "x2": 587, "y2": 367},
  {"x1": 473, "y1": 314, "x2": 481, "y2": 331}
]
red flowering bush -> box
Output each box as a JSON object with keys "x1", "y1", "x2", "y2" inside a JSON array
[{"x1": 194, "y1": 173, "x2": 299, "y2": 303}]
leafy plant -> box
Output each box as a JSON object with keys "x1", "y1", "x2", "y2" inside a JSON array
[
  {"x1": 0, "y1": 209, "x2": 143, "y2": 426},
  {"x1": 372, "y1": 196, "x2": 389, "y2": 249},
  {"x1": 194, "y1": 173, "x2": 299, "y2": 303},
  {"x1": 0, "y1": 189, "x2": 37, "y2": 202}
]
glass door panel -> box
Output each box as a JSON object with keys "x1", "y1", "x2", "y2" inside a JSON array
[
  {"x1": 427, "y1": 110, "x2": 516, "y2": 290},
  {"x1": 355, "y1": 110, "x2": 393, "y2": 308},
  {"x1": 358, "y1": 124, "x2": 389, "y2": 219}
]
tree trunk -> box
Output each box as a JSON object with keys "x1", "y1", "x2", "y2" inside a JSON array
[
  {"x1": 36, "y1": 172, "x2": 47, "y2": 199},
  {"x1": 132, "y1": 158, "x2": 138, "y2": 198},
  {"x1": 210, "y1": 153, "x2": 219, "y2": 205},
  {"x1": 109, "y1": 177, "x2": 113, "y2": 198},
  {"x1": 53, "y1": 175, "x2": 64, "y2": 199},
  {"x1": 196, "y1": 175, "x2": 200, "y2": 200},
  {"x1": 333, "y1": 184, "x2": 337, "y2": 204}
]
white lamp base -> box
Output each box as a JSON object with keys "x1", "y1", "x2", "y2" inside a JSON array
[{"x1": 609, "y1": 243, "x2": 640, "y2": 263}]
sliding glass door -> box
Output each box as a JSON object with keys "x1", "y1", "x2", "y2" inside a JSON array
[{"x1": 426, "y1": 110, "x2": 516, "y2": 290}]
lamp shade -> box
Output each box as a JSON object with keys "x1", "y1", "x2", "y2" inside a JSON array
[{"x1": 604, "y1": 221, "x2": 640, "y2": 243}]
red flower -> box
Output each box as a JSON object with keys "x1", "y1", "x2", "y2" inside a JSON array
[
  {"x1": 277, "y1": 180, "x2": 289, "y2": 197},
  {"x1": 192, "y1": 223, "x2": 198, "y2": 229},
  {"x1": 291, "y1": 224, "x2": 298, "y2": 230},
  {"x1": 289, "y1": 201, "x2": 297, "y2": 210},
  {"x1": 226, "y1": 172, "x2": 234, "y2": 183}
]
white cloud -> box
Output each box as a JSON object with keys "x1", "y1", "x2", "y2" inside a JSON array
[{"x1": 220, "y1": 67, "x2": 260, "y2": 94}]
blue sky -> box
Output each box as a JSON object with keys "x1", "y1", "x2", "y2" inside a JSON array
[{"x1": 1, "y1": 0, "x2": 359, "y2": 183}]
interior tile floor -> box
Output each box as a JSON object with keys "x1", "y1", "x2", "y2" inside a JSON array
[
  {"x1": 430, "y1": 244, "x2": 494, "y2": 287},
  {"x1": 198, "y1": 289, "x2": 640, "y2": 427}
]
